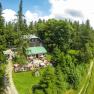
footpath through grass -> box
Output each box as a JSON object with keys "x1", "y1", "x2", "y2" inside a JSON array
[
  {"x1": 84, "y1": 60, "x2": 94, "y2": 94},
  {"x1": 13, "y1": 68, "x2": 46, "y2": 94},
  {"x1": 78, "y1": 60, "x2": 94, "y2": 94}
]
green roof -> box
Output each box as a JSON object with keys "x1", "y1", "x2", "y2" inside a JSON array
[{"x1": 26, "y1": 46, "x2": 47, "y2": 55}]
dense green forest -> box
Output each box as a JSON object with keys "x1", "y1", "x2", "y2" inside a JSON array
[
  {"x1": 31, "y1": 19, "x2": 94, "y2": 94},
  {"x1": 1, "y1": 0, "x2": 94, "y2": 94}
]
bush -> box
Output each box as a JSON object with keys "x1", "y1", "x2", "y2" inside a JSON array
[
  {"x1": 45, "y1": 54, "x2": 52, "y2": 62},
  {"x1": 13, "y1": 54, "x2": 27, "y2": 64}
]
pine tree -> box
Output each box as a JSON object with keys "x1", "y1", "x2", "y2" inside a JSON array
[
  {"x1": 0, "y1": 2, "x2": 5, "y2": 93},
  {"x1": 0, "y1": 2, "x2": 6, "y2": 51},
  {"x1": 0, "y1": 2, "x2": 2, "y2": 16},
  {"x1": 32, "y1": 66, "x2": 56, "y2": 94},
  {"x1": 16, "y1": 0, "x2": 26, "y2": 48},
  {"x1": 0, "y1": 2, "x2": 4, "y2": 30},
  {"x1": 55, "y1": 64, "x2": 67, "y2": 94},
  {"x1": 17, "y1": 0, "x2": 24, "y2": 32}
]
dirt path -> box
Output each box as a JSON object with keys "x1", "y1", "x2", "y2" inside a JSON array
[
  {"x1": 78, "y1": 60, "x2": 94, "y2": 94},
  {"x1": 4, "y1": 60, "x2": 18, "y2": 94}
]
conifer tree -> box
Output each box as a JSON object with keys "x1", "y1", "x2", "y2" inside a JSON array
[
  {"x1": 17, "y1": 0, "x2": 24, "y2": 32},
  {"x1": 0, "y1": 2, "x2": 4, "y2": 30},
  {"x1": 0, "y1": 2, "x2": 5, "y2": 93},
  {"x1": 0, "y1": 2, "x2": 5, "y2": 51}
]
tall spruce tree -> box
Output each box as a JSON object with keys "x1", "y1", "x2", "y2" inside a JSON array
[
  {"x1": 16, "y1": 0, "x2": 25, "y2": 48},
  {"x1": 0, "y1": 2, "x2": 5, "y2": 93},
  {"x1": 17, "y1": 0, "x2": 24, "y2": 32},
  {"x1": 0, "y1": 2, "x2": 4, "y2": 30},
  {"x1": 0, "y1": 2, "x2": 6, "y2": 52},
  {"x1": 0, "y1": 2, "x2": 2, "y2": 16}
]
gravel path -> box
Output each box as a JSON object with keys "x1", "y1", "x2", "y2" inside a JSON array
[{"x1": 4, "y1": 60, "x2": 18, "y2": 94}]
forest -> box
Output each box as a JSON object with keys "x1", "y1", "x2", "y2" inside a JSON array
[{"x1": 1, "y1": 0, "x2": 94, "y2": 94}]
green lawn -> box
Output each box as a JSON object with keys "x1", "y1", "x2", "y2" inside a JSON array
[
  {"x1": 13, "y1": 63, "x2": 92, "y2": 94},
  {"x1": 13, "y1": 68, "x2": 46, "y2": 94}
]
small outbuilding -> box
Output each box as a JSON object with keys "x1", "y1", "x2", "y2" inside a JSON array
[{"x1": 23, "y1": 34, "x2": 47, "y2": 58}]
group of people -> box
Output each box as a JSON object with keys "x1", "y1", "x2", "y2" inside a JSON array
[{"x1": 13, "y1": 54, "x2": 50, "y2": 72}]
